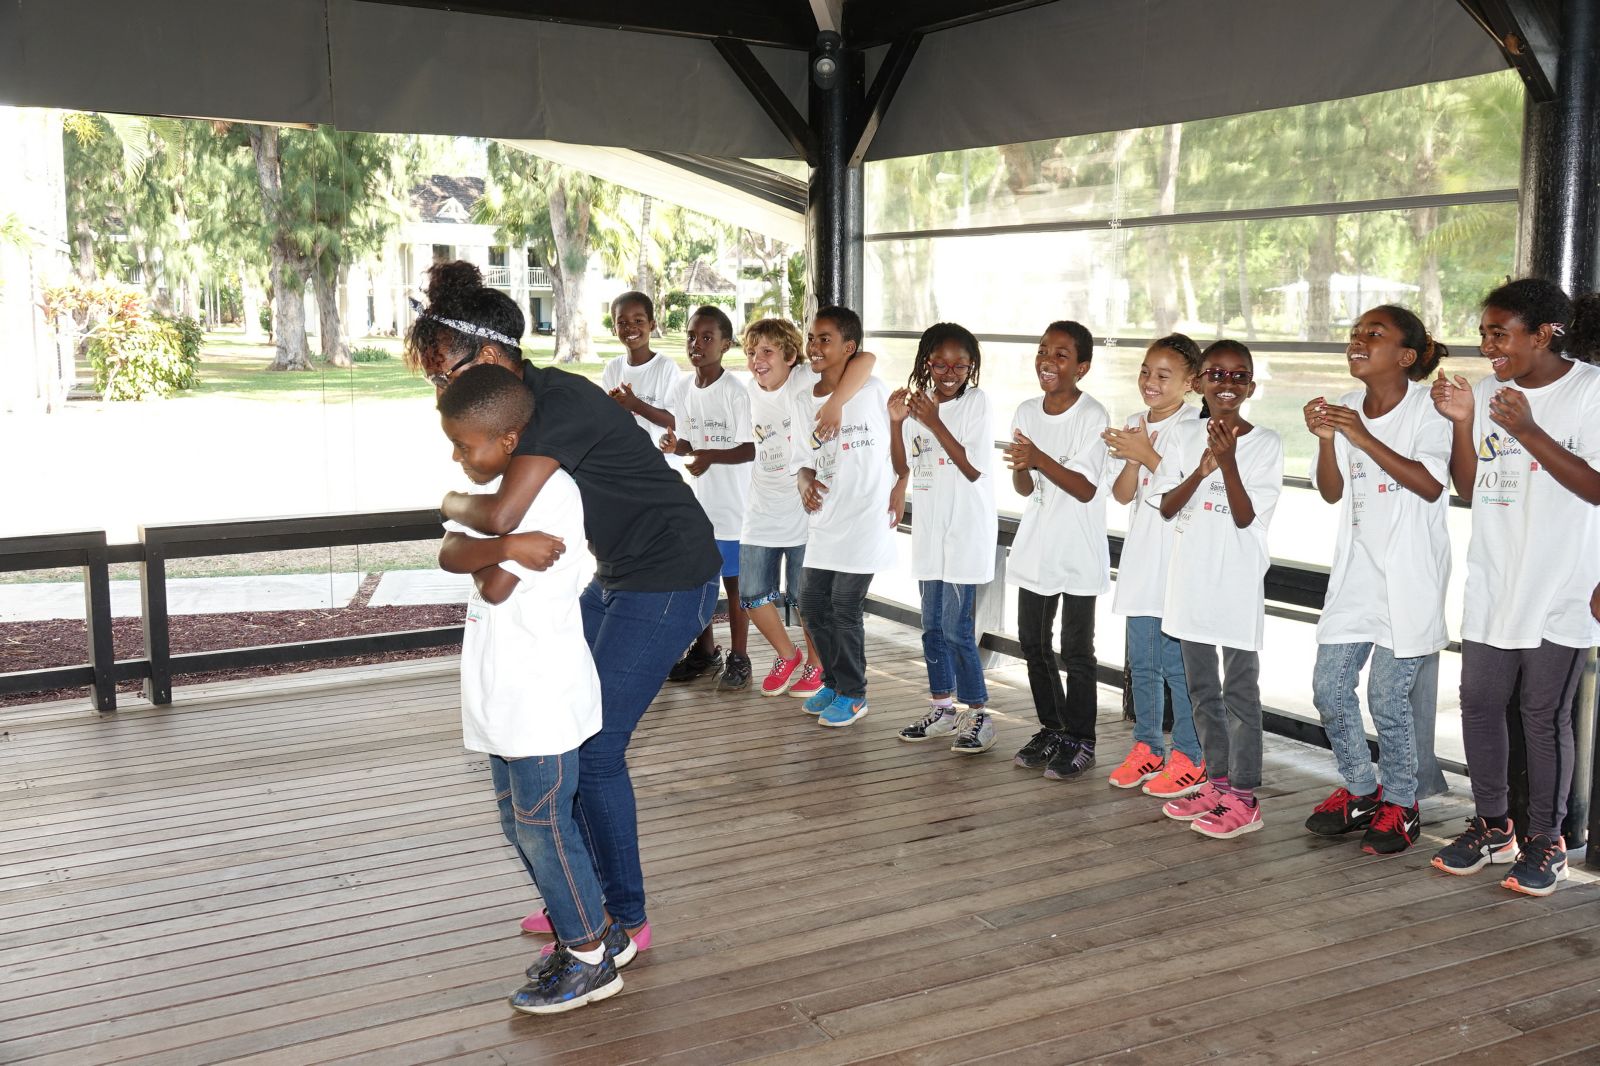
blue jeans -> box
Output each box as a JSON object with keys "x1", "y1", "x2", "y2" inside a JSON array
[
  {"x1": 1311, "y1": 642, "x2": 1424, "y2": 809},
  {"x1": 799, "y1": 568, "x2": 874, "y2": 699},
  {"x1": 1410, "y1": 654, "x2": 1448, "y2": 800},
  {"x1": 490, "y1": 751, "x2": 608, "y2": 945},
  {"x1": 919, "y1": 580, "x2": 988, "y2": 705},
  {"x1": 739, "y1": 543, "x2": 805, "y2": 610},
  {"x1": 577, "y1": 577, "x2": 717, "y2": 928},
  {"x1": 1125, "y1": 615, "x2": 1199, "y2": 762}
]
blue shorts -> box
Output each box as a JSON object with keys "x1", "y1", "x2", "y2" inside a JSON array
[
  {"x1": 739, "y1": 543, "x2": 805, "y2": 609},
  {"x1": 716, "y1": 539, "x2": 741, "y2": 579}
]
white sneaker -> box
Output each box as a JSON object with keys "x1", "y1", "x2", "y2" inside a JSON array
[
  {"x1": 898, "y1": 706, "x2": 959, "y2": 742},
  {"x1": 950, "y1": 711, "x2": 997, "y2": 754}
]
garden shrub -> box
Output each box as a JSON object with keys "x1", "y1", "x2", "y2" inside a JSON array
[
  {"x1": 44, "y1": 280, "x2": 201, "y2": 401},
  {"x1": 351, "y1": 346, "x2": 392, "y2": 363}
]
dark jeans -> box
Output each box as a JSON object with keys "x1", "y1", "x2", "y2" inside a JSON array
[
  {"x1": 1459, "y1": 639, "x2": 1586, "y2": 838},
  {"x1": 1016, "y1": 587, "x2": 1098, "y2": 740},
  {"x1": 799, "y1": 567, "x2": 874, "y2": 699},
  {"x1": 577, "y1": 577, "x2": 717, "y2": 928},
  {"x1": 490, "y1": 751, "x2": 608, "y2": 945},
  {"x1": 1180, "y1": 640, "x2": 1263, "y2": 790}
]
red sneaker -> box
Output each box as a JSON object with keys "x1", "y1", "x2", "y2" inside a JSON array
[
  {"x1": 788, "y1": 664, "x2": 824, "y2": 697},
  {"x1": 761, "y1": 648, "x2": 804, "y2": 696}
]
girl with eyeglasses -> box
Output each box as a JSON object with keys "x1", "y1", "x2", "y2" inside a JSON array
[
  {"x1": 889, "y1": 323, "x2": 999, "y2": 754},
  {"x1": 1148, "y1": 340, "x2": 1284, "y2": 839}
]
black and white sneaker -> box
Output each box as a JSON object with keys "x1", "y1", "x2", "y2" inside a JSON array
[
  {"x1": 510, "y1": 944, "x2": 622, "y2": 1015},
  {"x1": 1360, "y1": 801, "x2": 1420, "y2": 854},
  {"x1": 950, "y1": 711, "x2": 997, "y2": 754},
  {"x1": 1502, "y1": 834, "x2": 1569, "y2": 897},
  {"x1": 527, "y1": 921, "x2": 637, "y2": 978},
  {"x1": 1431, "y1": 815, "x2": 1517, "y2": 875},
  {"x1": 667, "y1": 644, "x2": 722, "y2": 683},
  {"x1": 1042, "y1": 737, "x2": 1095, "y2": 781},
  {"x1": 1013, "y1": 728, "x2": 1065, "y2": 769},
  {"x1": 718, "y1": 651, "x2": 753, "y2": 690},
  {"x1": 1305, "y1": 787, "x2": 1382, "y2": 837}
]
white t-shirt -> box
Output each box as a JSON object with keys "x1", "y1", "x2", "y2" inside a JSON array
[
  {"x1": 672, "y1": 369, "x2": 754, "y2": 540},
  {"x1": 743, "y1": 365, "x2": 815, "y2": 548},
  {"x1": 788, "y1": 376, "x2": 898, "y2": 574},
  {"x1": 1006, "y1": 393, "x2": 1111, "y2": 597},
  {"x1": 1112, "y1": 404, "x2": 1202, "y2": 618},
  {"x1": 1312, "y1": 382, "x2": 1452, "y2": 658},
  {"x1": 902, "y1": 388, "x2": 997, "y2": 584},
  {"x1": 445, "y1": 471, "x2": 602, "y2": 758},
  {"x1": 601, "y1": 351, "x2": 685, "y2": 448},
  {"x1": 1151, "y1": 420, "x2": 1284, "y2": 652},
  {"x1": 1462, "y1": 359, "x2": 1600, "y2": 649}
]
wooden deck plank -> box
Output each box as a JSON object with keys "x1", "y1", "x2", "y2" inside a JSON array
[{"x1": 4, "y1": 618, "x2": 1598, "y2": 1066}]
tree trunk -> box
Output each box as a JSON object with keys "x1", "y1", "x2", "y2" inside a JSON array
[
  {"x1": 249, "y1": 125, "x2": 312, "y2": 370},
  {"x1": 1235, "y1": 221, "x2": 1257, "y2": 341},
  {"x1": 635, "y1": 194, "x2": 653, "y2": 298},
  {"x1": 1179, "y1": 253, "x2": 1199, "y2": 325},
  {"x1": 241, "y1": 274, "x2": 267, "y2": 341},
  {"x1": 1143, "y1": 124, "x2": 1183, "y2": 336},
  {"x1": 72, "y1": 210, "x2": 96, "y2": 281},
  {"x1": 314, "y1": 264, "x2": 350, "y2": 367},
  {"x1": 1305, "y1": 213, "x2": 1338, "y2": 341},
  {"x1": 546, "y1": 175, "x2": 593, "y2": 363}
]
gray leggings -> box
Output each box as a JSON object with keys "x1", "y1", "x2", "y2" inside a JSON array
[
  {"x1": 1459, "y1": 640, "x2": 1586, "y2": 838},
  {"x1": 1180, "y1": 640, "x2": 1263, "y2": 790}
]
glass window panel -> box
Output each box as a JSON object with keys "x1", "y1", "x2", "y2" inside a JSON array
[{"x1": 866, "y1": 71, "x2": 1523, "y2": 234}]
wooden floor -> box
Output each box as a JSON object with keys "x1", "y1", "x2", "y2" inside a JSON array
[{"x1": 4, "y1": 619, "x2": 1600, "y2": 1066}]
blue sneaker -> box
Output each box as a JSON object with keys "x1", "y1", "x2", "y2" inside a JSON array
[
  {"x1": 509, "y1": 944, "x2": 622, "y2": 1015},
  {"x1": 802, "y1": 686, "x2": 837, "y2": 715},
  {"x1": 817, "y1": 694, "x2": 868, "y2": 728}
]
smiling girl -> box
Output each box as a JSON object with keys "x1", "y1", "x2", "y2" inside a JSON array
[
  {"x1": 1429, "y1": 278, "x2": 1600, "y2": 895},
  {"x1": 1103, "y1": 334, "x2": 1204, "y2": 798},
  {"x1": 1302, "y1": 306, "x2": 1450, "y2": 856},
  {"x1": 1150, "y1": 340, "x2": 1284, "y2": 839},
  {"x1": 891, "y1": 324, "x2": 999, "y2": 754}
]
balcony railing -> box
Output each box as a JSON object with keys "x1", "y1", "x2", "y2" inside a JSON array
[{"x1": 484, "y1": 265, "x2": 510, "y2": 287}]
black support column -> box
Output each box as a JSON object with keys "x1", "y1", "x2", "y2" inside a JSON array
[{"x1": 805, "y1": 31, "x2": 865, "y2": 316}]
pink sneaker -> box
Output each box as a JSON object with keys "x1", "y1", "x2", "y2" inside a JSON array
[
  {"x1": 788, "y1": 664, "x2": 824, "y2": 697},
  {"x1": 1191, "y1": 792, "x2": 1264, "y2": 839},
  {"x1": 521, "y1": 908, "x2": 553, "y2": 935},
  {"x1": 1163, "y1": 782, "x2": 1223, "y2": 822},
  {"x1": 761, "y1": 649, "x2": 804, "y2": 696}
]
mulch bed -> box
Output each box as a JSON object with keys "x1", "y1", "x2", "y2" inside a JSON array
[{"x1": 1, "y1": 572, "x2": 465, "y2": 709}]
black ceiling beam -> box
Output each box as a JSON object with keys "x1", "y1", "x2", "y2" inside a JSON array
[
  {"x1": 1456, "y1": 0, "x2": 1561, "y2": 101},
  {"x1": 843, "y1": 0, "x2": 1061, "y2": 48},
  {"x1": 850, "y1": 32, "x2": 922, "y2": 166},
  {"x1": 714, "y1": 37, "x2": 820, "y2": 166},
  {"x1": 358, "y1": 0, "x2": 818, "y2": 49}
]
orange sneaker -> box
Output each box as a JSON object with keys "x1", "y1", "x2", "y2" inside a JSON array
[
  {"x1": 1108, "y1": 742, "x2": 1164, "y2": 789},
  {"x1": 1143, "y1": 750, "x2": 1207, "y2": 799}
]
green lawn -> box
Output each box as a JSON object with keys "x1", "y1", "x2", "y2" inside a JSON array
[{"x1": 181, "y1": 330, "x2": 689, "y2": 401}]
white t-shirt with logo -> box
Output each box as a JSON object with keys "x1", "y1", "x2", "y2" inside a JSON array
[
  {"x1": 672, "y1": 369, "x2": 754, "y2": 541},
  {"x1": 601, "y1": 351, "x2": 685, "y2": 448},
  {"x1": 445, "y1": 471, "x2": 602, "y2": 758},
  {"x1": 1312, "y1": 382, "x2": 1452, "y2": 658},
  {"x1": 743, "y1": 365, "x2": 815, "y2": 548},
  {"x1": 1462, "y1": 359, "x2": 1600, "y2": 649},
  {"x1": 1112, "y1": 404, "x2": 1202, "y2": 618},
  {"x1": 1150, "y1": 420, "x2": 1284, "y2": 652},
  {"x1": 1006, "y1": 393, "x2": 1111, "y2": 597},
  {"x1": 902, "y1": 388, "x2": 998, "y2": 585},
  {"x1": 788, "y1": 376, "x2": 897, "y2": 574}
]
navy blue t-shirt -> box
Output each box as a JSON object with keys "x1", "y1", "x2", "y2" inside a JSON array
[{"x1": 514, "y1": 361, "x2": 719, "y2": 592}]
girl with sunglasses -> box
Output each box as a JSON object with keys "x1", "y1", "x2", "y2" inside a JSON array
[{"x1": 1148, "y1": 340, "x2": 1284, "y2": 839}]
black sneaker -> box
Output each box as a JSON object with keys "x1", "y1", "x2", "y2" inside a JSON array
[
  {"x1": 509, "y1": 943, "x2": 622, "y2": 1015},
  {"x1": 1360, "y1": 800, "x2": 1420, "y2": 854},
  {"x1": 1431, "y1": 815, "x2": 1517, "y2": 875},
  {"x1": 667, "y1": 644, "x2": 722, "y2": 683},
  {"x1": 526, "y1": 920, "x2": 637, "y2": 978},
  {"x1": 718, "y1": 651, "x2": 752, "y2": 690},
  {"x1": 1013, "y1": 728, "x2": 1065, "y2": 769},
  {"x1": 1502, "y1": 834, "x2": 1569, "y2": 896},
  {"x1": 1042, "y1": 737, "x2": 1096, "y2": 781},
  {"x1": 1304, "y1": 787, "x2": 1382, "y2": 837}
]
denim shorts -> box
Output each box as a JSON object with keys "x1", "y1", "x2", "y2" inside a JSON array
[
  {"x1": 715, "y1": 538, "x2": 741, "y2": 579},
  {"x1": 739, "y1": 543, "x2": 805, "y2": 609}
]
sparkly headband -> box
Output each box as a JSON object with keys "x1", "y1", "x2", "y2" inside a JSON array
[{"x1": 410, "y1": 298, "x2": 519, "y2": 348}]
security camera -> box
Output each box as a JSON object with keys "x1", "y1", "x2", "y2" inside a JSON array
[{"x1": 812, "y1": 31, "x2": 841, "y2": 90}]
